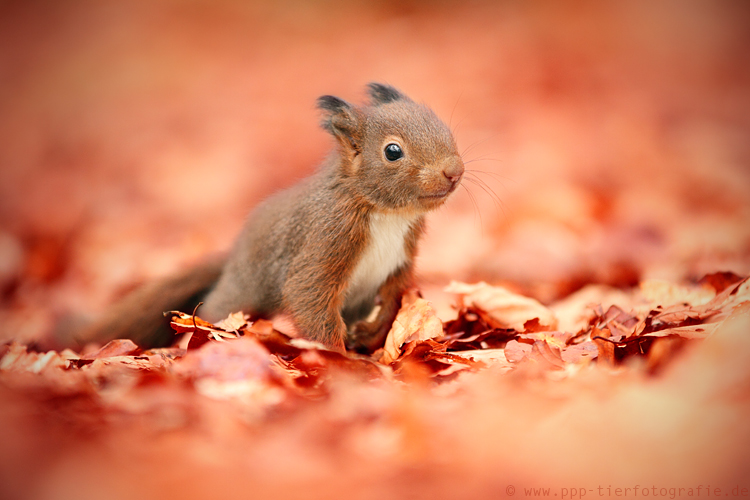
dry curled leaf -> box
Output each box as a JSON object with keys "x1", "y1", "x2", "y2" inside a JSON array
[
  {"x1": 639, "y1": 279, "x2": 715, "y2": 308},
  {"x1": 450, "y1": 348, "x2": 513, "y2": 373},
  {"x1": 528, "y1": 340, "x2": 565, "y2": 370},
  {"x1": 503, "y1": 339, "x2": 532, "y2": 363},
  {"x1": 392, "y1": 339, "x2": 476, "y2": 381},
  {"x1": 445, "y1": 281, "x2": 558, "y2": 331},
  {"x1": 381, "y1": 290, "x2": 443, "y2": 365},
  {"x1": 698, "y1": 271, "x2": 744, "y2": 294},
  {"x1": 81, "y1": 339, "x2": 140, "y2": 360},
  {"x1": 214, "y1": 311, "x2": 250, "y2": 332},
  {"x1": 0, "y1": 344, "x2": 69, "y2": 373},
  {"x1": 167, "y1": 310, "x2": 242, "y2": 350}
]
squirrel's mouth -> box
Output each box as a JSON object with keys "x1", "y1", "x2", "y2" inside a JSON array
[
  {"x1": 419, "y1": 192, "x2": 450, "y2": 200},
  {"x1": 419, "y1": 180, "x2": 460, "y2": 201}
]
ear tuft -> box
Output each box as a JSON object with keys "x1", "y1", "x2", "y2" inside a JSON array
[
  {"x1": 367, "y1": 83, "x2": 406, "y2": 106},
  {"x1": 316, "y1": 94, "x2": 361, "y2": 153},
  {"x1": 317, "y1": 95, "x2": 349, "y2": 114},
  {"x1": 317, "y1": 95, "x2": 353, "y2": 134}
]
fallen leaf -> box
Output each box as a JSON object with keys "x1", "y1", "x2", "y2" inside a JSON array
[
  {"x1": 392, "y1": 339, "x2": 475, "y2": 381},
  {"x1": 81, "y1": 339, "x2": 140, "y2": 360},
  {"x1": 167, "y1": 310, "x2": 242, "y2": 350},
  {"x1": 173, "y1": 336, "x2": 274, "y2": 382},
  {"x1": 443, "y1": 326, "x2": 517, "y2": 351},
  {"x1": 86, "y1": 355, "x2": 158, "y2": 371},
  {"x1": 518, "y1": 331, "x2": 570, "y2": 349},
  {"x1": 639, "y1": 279, "x2": 715, "y2": 308},
  {"x1": 450, "y1": 349, "x2": 513, "y2": 372},
  {"x1": 445, "y1": 281, "x2": 558, "y2": 331},
  {"x1": 443, "y1": 306, "x2": 518, "y2": 350},
  {"x1": 0, "y1": 344, "x2": 69, "y2": 373},
  {"x1": 381, "y1": 290, "x2": 443, "y2": 365},
  {"x1": 528, "y1": 340, "x2": 565, "y2": 370},
  {"x1": 550, "y1": 284, "x2": 635, "y2": 334},
  {"x1": 215, "y1": 311, "x2": 250, "y2": 332},
  {"x1": 559, "y1": 341, "x2": 598, "y2": 364},
  {"x1": 504, "y1": 339, "x2": 532, "y2": 363},
  {"x1": 698, "y1": 271, "x2": 744, "y2": 294},
  {"x1": 644, "y1": 323, "x2": 720, "y2": 339},
  {"x1": 591, "y1": 336, "x2": 617, "y2": 366}
]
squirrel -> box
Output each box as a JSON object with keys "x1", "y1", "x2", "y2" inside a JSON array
[{"x1": 74, "y1": 83, "x2": 464, "y2": 353}]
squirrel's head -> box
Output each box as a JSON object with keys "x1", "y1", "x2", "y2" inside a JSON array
[{"x1": 317, "y1": 83, "x2": 464, "y2": 214}]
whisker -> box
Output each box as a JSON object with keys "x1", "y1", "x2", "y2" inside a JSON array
[
  {"x1": 460, "y1": 134, "x2": 499, "y2": 160},
  {"x1": 463, "y1": 173, "x2": 511, "y2": 220},
  {"x1": 448, "y1": 90, "x2": 464, "y2": 134},
  {"x1": 463, "y1": 177, "x2": 501, "y2": 209},
  {"x1": 452, "y1": 113, "x2": 471, "y2": 141},
  {"x1": 460, "y1": 141, "x2": 479, "y2": 160},
  {"x1": 464, "y1": 167, "x2": 516, "y2": 184},
  {"x1": 464, "y1": 157, "x2": 506, "y2": 165},
  {"x1": 460, "y1": 183, "x2": 483, "y2": 233}
]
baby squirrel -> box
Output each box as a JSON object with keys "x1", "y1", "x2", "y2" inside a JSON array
[{"x1": 79, "y1": 83, "x2": 463, "y2": 353}]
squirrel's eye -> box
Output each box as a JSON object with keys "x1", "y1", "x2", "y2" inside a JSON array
[{"x1": 384, "y1": 143, "x2": 403, "y2": 162}]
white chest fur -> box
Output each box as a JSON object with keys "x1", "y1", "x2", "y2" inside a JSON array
[{"x1": 345, "y1": 212, "x2": 416, "y2": 308}]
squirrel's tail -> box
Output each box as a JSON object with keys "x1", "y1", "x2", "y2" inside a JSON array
[{"x1": 62, "y1": 257, "x2": 226, "y2": 349}]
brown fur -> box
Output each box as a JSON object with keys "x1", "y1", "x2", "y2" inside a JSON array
[{"x1": 78, "y1": 83, "x2": 463, "y2": 353}]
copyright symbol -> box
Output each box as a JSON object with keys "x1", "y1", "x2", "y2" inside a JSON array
[{"x1": 506, "y1": 485, "x2": 515, "y2": 496}]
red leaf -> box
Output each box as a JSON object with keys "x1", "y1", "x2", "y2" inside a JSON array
[
  {"x1": 81, "y1": 339, "x2": 140, "y2": 360},
  {"x1": 698, "y1": 271, "x2": 744, "y2": 294}
]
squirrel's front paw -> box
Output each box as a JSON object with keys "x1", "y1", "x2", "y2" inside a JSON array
[{"x1": 346, "y1": 320, "x2": 389, "y2": 354}]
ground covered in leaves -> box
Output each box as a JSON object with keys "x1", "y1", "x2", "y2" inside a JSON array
[
  {"x1": 1, "y1": 1, "x2": 750, "y2": 499},
  {"x1": 2, "y1": 276, "x2": 749, "y2": 499}
]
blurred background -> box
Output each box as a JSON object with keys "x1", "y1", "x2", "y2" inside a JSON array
[{"x1": 1, "y1": 0, "x2": 749, "y2": 343}]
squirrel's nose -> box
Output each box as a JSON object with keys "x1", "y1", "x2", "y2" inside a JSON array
[{"x1": 442, "y1": 160, "x2": 464, "y2": 184}]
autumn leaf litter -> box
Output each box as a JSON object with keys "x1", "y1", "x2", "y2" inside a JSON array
[
  {"x1": 3, "y1": 273, "x2": 747, "y2": 411},
  {"x1": 1, "y1": 273, "x2": 750, "y2": 500}
]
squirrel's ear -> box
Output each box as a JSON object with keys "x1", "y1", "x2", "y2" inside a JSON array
[
  {"x1": 317, "y1": 95, "x2": 362, "y2": 153},
  {"x1": 367, "y1": 83, "x2": 406, "y2": 106}
]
